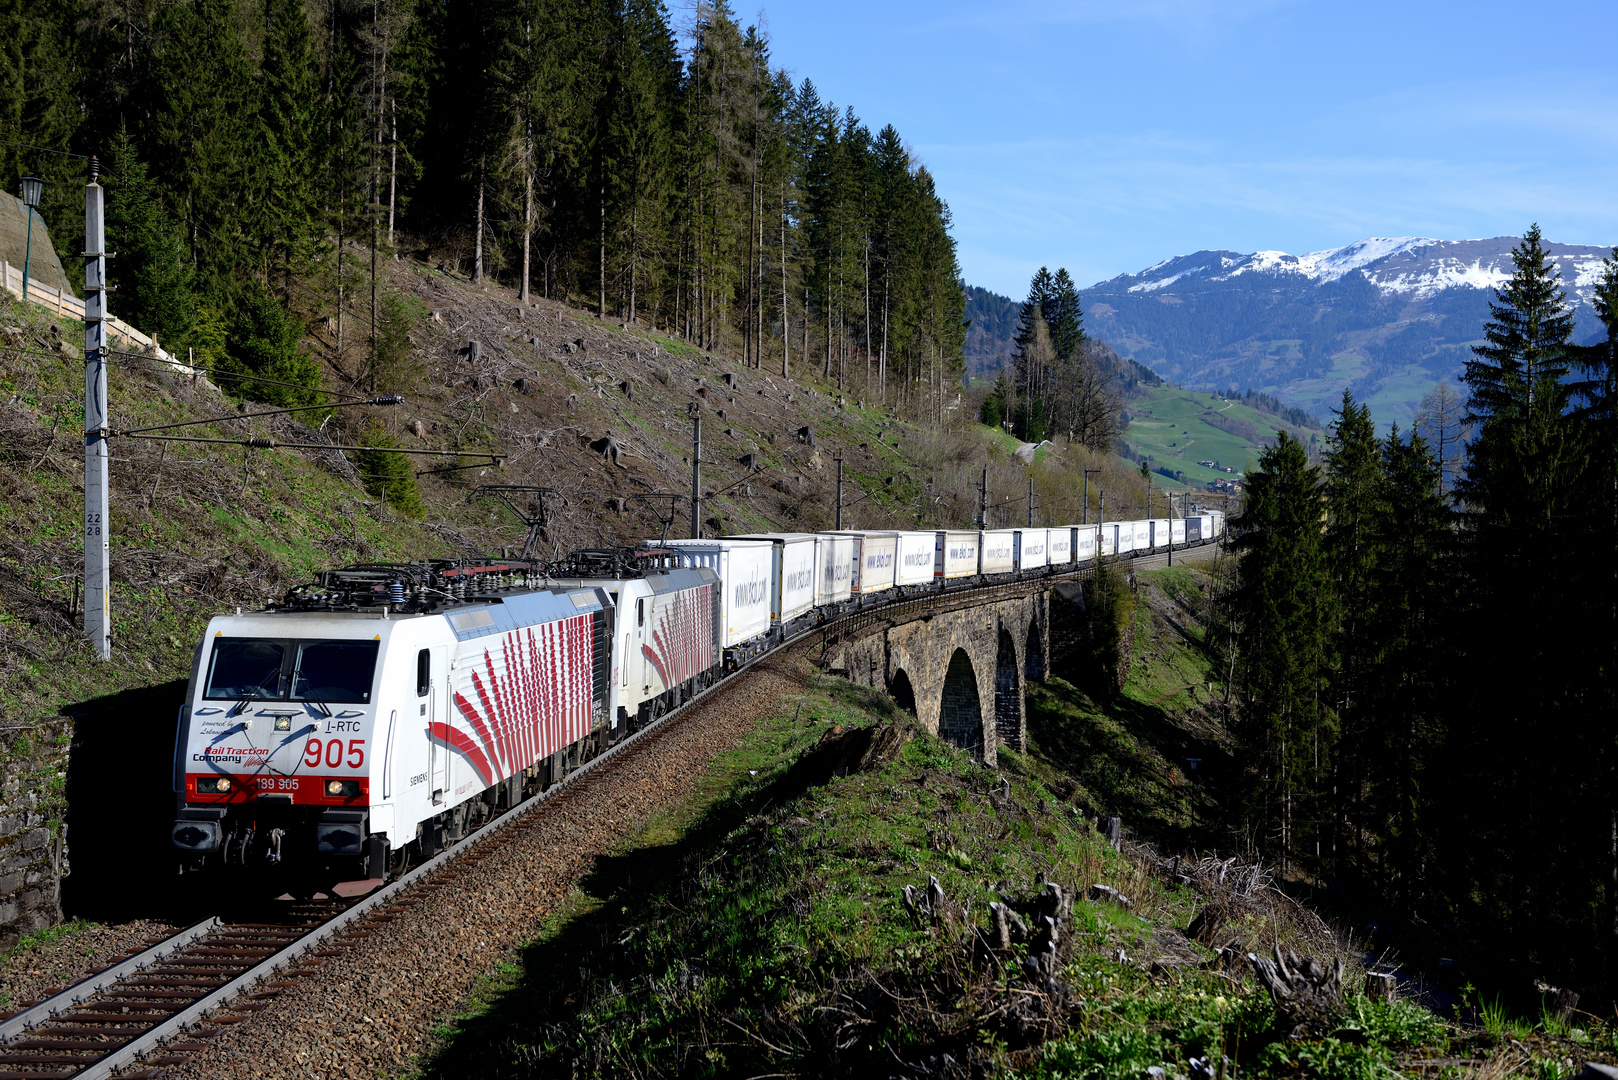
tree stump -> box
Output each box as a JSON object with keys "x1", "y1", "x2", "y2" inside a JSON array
[
  {"x1": 588, "y1": 434, "x2": 626, "y2": 468},
  {"x1": 1250, "y1": 948, "x2": 1345, "y2": 1039}
]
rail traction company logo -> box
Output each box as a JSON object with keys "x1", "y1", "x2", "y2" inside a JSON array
[
  {"x1": 432, "y1": 616, "x2": 593, "y2": 788},
  {"x1": 193, "y1": 745, "x2": 271, "y2": 763}
]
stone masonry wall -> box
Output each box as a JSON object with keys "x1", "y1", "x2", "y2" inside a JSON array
[
  {"x1": 826, "y1": 591, "x2": 1050, "y2": 767},
  {"x1": 0, "y1": 719, "x2": 71, "y2": 950}
]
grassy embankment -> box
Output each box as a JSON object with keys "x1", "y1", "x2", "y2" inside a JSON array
[
  {"x1": 1025, "y1": 564, "x2": 1232, "y2": 851},
  {"x1": 407, "y1": 564, "x2": 1615, "y2": 1078},
  {"x1": 402, "y1": 656, "x2": 1469, "y2": 1079},
  {"x1": 0, "y1": 291, "x2": 457, "y2": 731},
  {"x1": 1121, "y1": 384, "x2": 1323, "y2": 489}
]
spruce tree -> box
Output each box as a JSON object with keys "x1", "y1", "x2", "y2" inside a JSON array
[
  {"x1": 216, "y1": 283, "x2": 323, "y2": 408},
  {"x1": 147, "y1": 0, "x2": 251, "y2": 293},
  {"x1": 1011, "y1": 267, "x2": 1055, "y2": 439},
  {"x1": 105, "y1": 133, "x2": 194, "y2": 350},
  {"x1": 1227, "y1": 430, "x2": 1333, "y2": 873},
  {"x1": 1456, "y1": 225, "x2": 1593, "y2": 975},
  {"x1": 0, "y1": 0, "x2": 23, "y2": 187},
  {"x1": 357, "y1": 418, "x2": 424, "y2": 517},
  {"x1": 256, "y1": 0, "x2": 319, "y2": 294},
  {"x1": 1044, "y1": 268, "x2": 1084, "y2": 365},
  {"x1": 1461, "y1": 223, "x2": 1578, "y2": 540},
  {"x1": 1573, "y1": 250, "x2": 1618, "y2": 973},
  {"x1": 1323, "y1": 390, "x2": 1379, "y2": 878},
  {"x1": 1364, "y1": 425, "x2": 1449, "y2": 912}
]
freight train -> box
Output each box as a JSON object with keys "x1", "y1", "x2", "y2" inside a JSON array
[{"x1": 170, "y1": 514, "x2": 1223, "y2": 882}]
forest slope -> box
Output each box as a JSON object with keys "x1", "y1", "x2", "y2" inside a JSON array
[{"x1": 0, "y1": 250, "x2": 1154, "y2": 755}]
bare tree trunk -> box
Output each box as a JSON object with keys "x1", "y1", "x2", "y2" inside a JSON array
[
  {"x1": 599, "y1": 182, "x2": 607, "y2": 318},
  {"x1": 781, "y1": 181, "x2": 789, "y2": 378},
  {"x1": 864, "y1": 240, "x2": 871, "y2": 389},
  {"x1": 746, "y1": 130, "x2": 758, "y2": 369},
  {"x1": 880, "y1": 274, "x2": 888, "y2": 405},
  {"x1": 473, "y1": 160, "x2": 485, "y2": 284},
  {"x1": 821, "y1": 270, "x2": 834, "y2": 380},
  {"x1": 521, "y1": 123, "x2": 532, "y2": 306},
  {"x1": 387, "y1": 98, "x2": 397, "y2": 246}
]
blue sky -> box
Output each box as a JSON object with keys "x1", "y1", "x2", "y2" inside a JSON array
[{"x1": 734, "y1": 0, "x2": 1618, "y2": 299}]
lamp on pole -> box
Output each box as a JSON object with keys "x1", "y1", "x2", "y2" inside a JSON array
[{"x1": 20, "y1": 175, "x2": 43, "y2": 302}]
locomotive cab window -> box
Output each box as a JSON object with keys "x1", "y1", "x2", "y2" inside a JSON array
[
  {"x1": 204, "y1": 638, "x2": 380, "y2": 704},
  {"x1": 417, "y1": 649, "x2": 431, "y2": 696}
]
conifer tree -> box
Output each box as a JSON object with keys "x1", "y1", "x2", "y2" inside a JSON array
[
  {"x1": 1363, "y1": 425, "x2": 1449, "y2": 910},
  {"x1": 1011, "y1": 267, "x2": 1055, "y2": 439},
  {"x1": 1572, "y1": 250, "x2": 1618, "y2": 966},
  {"x1": 0, "y1": 0, "x2": 25, "y2": 187},
  {"x1": 256, "y1": 0, "x2": 320, "y2": 295},
  {"x1": 1227, "y1": 431, "x2": 1333, "y2": 872},
  {"x1": 357, "y1": 417, "x2": 424, "y2": 517},
  {"x1": 105, "y1": 133, "x2": 194, "y2": 350},
  {"x1": 1045, "y1": 269, "x2": 1083, "y2": 361},
  {"x1": 1322, "y1": 390, "x2": 1378, "y2": 874},
  {"x1": 217, "y1": 283, "x2": 323, "y2": 408},
  {"x1": 1455, "y1": 224, "x2": 1593, "y2": 973},
  {"x1": 1461, "y1": 223, "x2": 1578, "y2": 537},
  {"x1": 147, "y1": 0, "x2": 251, "y2": 293}
]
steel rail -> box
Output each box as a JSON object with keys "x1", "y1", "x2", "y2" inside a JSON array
[
  {"x1": 0, "y1": 918, "x2": 221, "y2": 1042},
  {"x1": 47, "y1": 583, "x2": 826, "y2": 1078},
  {"x1": 26, "y1": 537, "x2": 1228, "y2": 1077}
]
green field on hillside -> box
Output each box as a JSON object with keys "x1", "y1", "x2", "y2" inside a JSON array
[{"x1": 1120, "y1": 384, "x2": 1323, "y2": 490}]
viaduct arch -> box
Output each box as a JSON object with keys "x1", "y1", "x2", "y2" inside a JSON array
[{"x1": 824, "y1": 591, "x2": 1048, "y2": 767}]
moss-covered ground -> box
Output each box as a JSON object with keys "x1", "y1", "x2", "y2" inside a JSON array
[{"x1": 404, "y1": 653, "x2": 1606, "y2": 1079}]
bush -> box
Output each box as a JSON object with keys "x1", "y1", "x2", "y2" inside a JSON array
[
  {"x1": 1084, "y1": 556, "x2": 1136, "y2": 698},
  {"x1": 980, "y1": 387, "x2": 1004, "y2": 431},
  {"x1": 1256, "y1": 1037, "x2": 1391, "y2": 1080},
  {"x1": 366, "y1": 290, "x2": 426, "y2": 394},
  {"x1": 1035, "y1": 1029, "x2": 1169, "y2": 1080},
  {"x1": 1340, "y1": 995, "x2": 1445, "y2": 1049},
  {"x1": 356, "y1": 419, "x2": 424, "y2": 517},
  {"x1": 213, "y1": 283, "x2": 323, "y2": 408}
]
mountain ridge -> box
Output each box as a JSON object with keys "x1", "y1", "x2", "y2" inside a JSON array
[{"x1": 1080, "y1": 233, "x2": 1613, "y2": 428}]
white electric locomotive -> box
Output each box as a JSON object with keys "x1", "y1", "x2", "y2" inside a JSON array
[{"x1": 171, "y1": 554, "x2": 719, "y2": 880}]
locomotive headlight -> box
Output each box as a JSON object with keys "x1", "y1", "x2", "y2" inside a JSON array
[
  {"x1": 274, "y1": 717, "x2": 291, "y2": 732},
  {"x1": 326, "y1": 779, "x2": 361, "y2": 798},
  {"x1": 197, "y1": 777, "x2": 232, "y2": 793}
]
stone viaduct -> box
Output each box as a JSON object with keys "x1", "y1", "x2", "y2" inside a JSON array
[
  {"x1": 813, "y1": 543, "x2": 1222, "y2": 766},
  {"x1": 817, "y1": 586, "x2": 1050, "y2": 767}
]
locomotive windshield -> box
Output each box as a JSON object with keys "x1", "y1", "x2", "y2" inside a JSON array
[{"x1": 204, "y1": 639, "x2": 380, "y2": 704}]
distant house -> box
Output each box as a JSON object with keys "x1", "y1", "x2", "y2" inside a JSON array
[{"x1": 0, "y1": 190, "x2": 75, "y2": 297}]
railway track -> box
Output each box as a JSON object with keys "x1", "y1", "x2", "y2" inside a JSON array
[{"x1": 0, "y1": 542, "x2": 1222, "y2": 1078}]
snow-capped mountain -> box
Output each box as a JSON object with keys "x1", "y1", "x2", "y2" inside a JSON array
[{"x1": 1085, "y1": 236, "x2": 1612, "y2": 427}]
